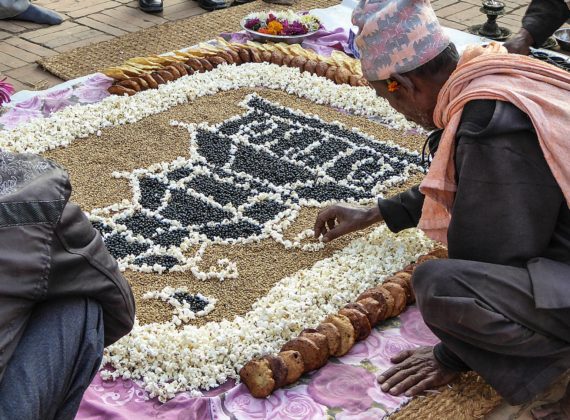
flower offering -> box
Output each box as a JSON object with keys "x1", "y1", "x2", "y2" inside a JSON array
[{"x1": 243, "y1": 10, "x2": 322, "y2": 36}]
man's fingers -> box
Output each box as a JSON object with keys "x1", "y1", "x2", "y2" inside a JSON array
[
  {"x1": 378, "y1": 362, "x2": 410, "y2": 384},
  {"x1": 388, "y1": 373, "x2": 426, "y2": 396},
  {"x1": 379, "y1": 368, "x2": 414, "y2": 393},
  {"x1": 322, "y1": 223, "x2": 352, "y2": 243},
  {"x1": 404, "y1": 377, "x2": 436, "y2": 397},
  {"x1": 390, "y1": 349, "x2": 414, "y2": 364},
  {"x1": 314, "y1": 208, "x2": 335, "y2": 238},
  {"x1": 378, "y1": 360, "x2": 411, "y2": 384}
]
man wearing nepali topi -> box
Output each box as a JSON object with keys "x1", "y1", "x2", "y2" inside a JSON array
[{"x1": 314, "y1": 0, "x2": 570, "y2": 418}]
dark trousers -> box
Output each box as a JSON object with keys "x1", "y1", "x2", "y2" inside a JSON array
[
  {"x1": 414, "y1": 259, "x2": 570, "y2": 405},
  {"x1": 0, "y1": 298, "x2": 104, "y2": 420}
]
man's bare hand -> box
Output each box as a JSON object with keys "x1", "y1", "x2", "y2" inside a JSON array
[
  {"x1": 377, "y1": 347, "x2": 459, "y2": 397},
  {"x1": 504, "y1": 28, "x2": 534, "y2": 55},
  {"x1": 313, "y1": 205, "x2": 383, "y2": 243}
]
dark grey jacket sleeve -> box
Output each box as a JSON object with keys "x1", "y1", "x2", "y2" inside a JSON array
[
  {"x1": 378, "y1": 185, "x2": 424, "y2": 233},
  {"x1": 378, "y1": 130, "x2": 442, "y2": 233},
  {"x1": 47, "y1": 203, "x2": 136, "y2": 346},
  {"x1": 522, "y1": 0, "x2": 570, "y2": 47},
  {"x1": 447, "y1": 100, "x2": 567, "y2": 267}
]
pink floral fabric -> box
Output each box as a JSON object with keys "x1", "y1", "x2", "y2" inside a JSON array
[
  {"x1": 0, "y1": 74, "x2": 113, "y2": 130},
  {"x1": 77, "y1": 306, "x2": 438, "y2": 419}
]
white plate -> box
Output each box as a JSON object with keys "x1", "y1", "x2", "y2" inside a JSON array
[{"x1": 240, "y1": 19, "x2": 318, "y2": 44}]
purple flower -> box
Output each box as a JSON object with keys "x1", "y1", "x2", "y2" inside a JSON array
[
  {"x1": 266, "y1": 387, "x2": 325, "y2": 420},
  {"x1": 222, "y1": 384, "x2": 267, "y2": 419},
  {"x1": 43, "y1": 87, "x2": 73, "y2": 114},
  {"x1": 308, "y1": 363, "x2": 378, "y2": 413},
  {"x1": 224, "y1": 384, "x2": 324, "y2": 420},
  {"x1": 74, "y1": 74, "x2": 113, "y2": 103},
  {"x1": 281, "y1": 21, "x2": 308, "y2": 36},
  {"x1": 75, "y1": 86, "x2": 110, "y2": 103},
  {"x1": 14, "y1": 96, "x2": 42, "y2": 111},
  {"x1": 399, "y1": 306, "x2": 438, "y2": 346},
  {"x1": 0, "y1": 107, "x2": 42, "y2": 129},
  {"x1": 244, "y1": 18, "x2": 261, "y2": 31},
  {"x1": 0, "y1": 78, "x2": 14, "y2": 106},
  {"x1": 83, "y1": 73, "x2": 114, "y2": 89}
]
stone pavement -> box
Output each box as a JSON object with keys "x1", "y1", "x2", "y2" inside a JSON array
[
  {"x1": 0, "y1": 0, "x2": 205, "y2": 92},
  {"x1": 0, "y1": 0, "x2": 568, "y2": 92}
]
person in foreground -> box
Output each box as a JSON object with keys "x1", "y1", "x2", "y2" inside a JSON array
[
  {"x1": 0, "y1": 152, "x2": 135, "y2": 420},
  {"x1": 314, "y1": 1, "x2": 570, "y2": 418}
]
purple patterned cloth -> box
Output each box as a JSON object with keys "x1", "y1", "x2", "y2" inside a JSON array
[
  {"x1": 302, "y1": 27, "x2": 351, "y2": 57},
  {"x1": 76, "y1": 306, "x2": 438, "y2": 419},
  {"x1": 0, "y1": 74, "x2": 113, "y2": 131}
]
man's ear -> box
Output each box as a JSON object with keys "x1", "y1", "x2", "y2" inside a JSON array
[{"x1": 390, "y1": 73, "x2": 415, "y2": 93}]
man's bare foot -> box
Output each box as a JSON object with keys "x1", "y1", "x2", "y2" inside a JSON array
[
  {"x1": 531, "y1": 381, "x2": 570, "y2": 420},
  {"x1": 377, "y1": 346, "x2": 460, "y2": 397}
]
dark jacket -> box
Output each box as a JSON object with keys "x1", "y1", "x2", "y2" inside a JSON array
[
  {"x1": 378, "y1": 99, "x2": 570, "y2": 308},
  {"x1": 0, "y1": 152, "x2": 135, "y2": 383},
  {"x1": 521, "y1": 0, "x2": 570, "y2": 47}
]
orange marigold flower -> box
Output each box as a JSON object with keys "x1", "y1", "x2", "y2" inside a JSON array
[
  {"x1": 258, "y1": 28, "x2": 270, "y2": 34},
  {"x1": 267, "y1": 20, "x2": 284, "y2": 35},
  {"x1": 387, "y1": 80, "x2": 400, "y2": 92}
]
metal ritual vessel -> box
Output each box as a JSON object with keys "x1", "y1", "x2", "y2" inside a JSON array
[{"x1": 467, "y1": 0, "x2": 511, "y2": 41}]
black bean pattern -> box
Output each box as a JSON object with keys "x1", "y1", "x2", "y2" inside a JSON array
[
  {"x1": 104, "y1": 233, "x2": 149, "y2": 259},
  {"x1": 172, "y1": 292, "x2": 209, "y2": 312},
  {"x1": 139, "y1": 177, "x2": 168, "y2": 211},
  {"x1": 160, "y1": 189, "x2": 231, "y2": 226},
  {"x1": 92, "y1": 94, "x2": 423, "y2": 272},
  {"x1": 118, "y1": 212, "x2": 170, "y2": 237},
  {"x1": 134, "y1": 255, "x2": 180, "y2": 270},
  {"x1": 186, "y1": 175, "x2": 250, "y2": 206},
  {"x1": 198, "y1": 220, "x2": 262, "y2": 240}
]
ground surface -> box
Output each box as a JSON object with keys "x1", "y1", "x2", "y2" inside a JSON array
[{"x1": 1, "y1": 0, "x2": 569, "y2": 92}]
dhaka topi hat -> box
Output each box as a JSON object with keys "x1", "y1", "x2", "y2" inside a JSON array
[{"x1": 352, "y1": 0, "x2": 450, "y2": 81}]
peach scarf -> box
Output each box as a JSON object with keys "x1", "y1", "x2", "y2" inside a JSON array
[{"x1": 418, "y1": 42, "x2": 570, "y2": 244}]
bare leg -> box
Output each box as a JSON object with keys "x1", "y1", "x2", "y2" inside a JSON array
[
  {"x1": 377, "y1": 346, "x2": 460, "y2": 397},
  {"x1": 531, "y1": 382, "x2": 570, "y2": 420}
]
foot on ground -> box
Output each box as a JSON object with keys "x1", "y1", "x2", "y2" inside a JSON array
[
  {"x1": 531, "y1": 381, "x2": 570, "y2": 420},
  {"x1": 12, "y1": 4, "x2": 62, "y2": 25},
  {"x1": 377, "y1": 346, "x2": 460, "y2": 397}
]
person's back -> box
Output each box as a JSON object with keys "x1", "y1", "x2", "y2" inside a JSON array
[{"x1": 0, "y1": 152, "x2": 135, "y2": 420}]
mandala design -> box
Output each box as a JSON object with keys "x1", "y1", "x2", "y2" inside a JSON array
[{"x1": 89, "y1": 95, "x2": 424, "y2": 274}]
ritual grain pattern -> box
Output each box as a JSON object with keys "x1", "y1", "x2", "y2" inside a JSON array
[
  {"x1": 131, "y1": 206, "x2": 373, "y2": 325},
  {"x1": 44, "y1": 88, "x2": 425, "y2": 211},
  {"x1": 42, "y1": 88, "x2": 424, "y2": 326}
]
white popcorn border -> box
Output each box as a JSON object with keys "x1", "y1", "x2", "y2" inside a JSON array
[
  {"x1": 102, "y1": 226, "x2": 433, "y2": 401},
  {"x1": 0, "y1": 63, "x2": 418, "y2": 154}
]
